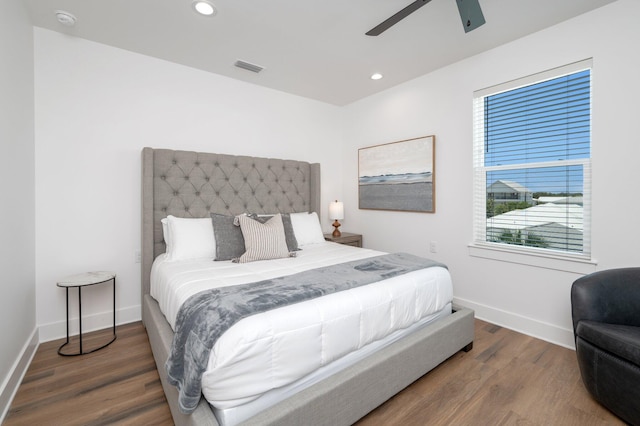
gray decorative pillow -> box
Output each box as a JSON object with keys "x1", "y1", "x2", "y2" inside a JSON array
[
  {"x1": 235, "y1": 214, "x2": 293, "y2": 263},
  {"x1": 210, "y1": 213, "x2": 246, "y2": 261}
]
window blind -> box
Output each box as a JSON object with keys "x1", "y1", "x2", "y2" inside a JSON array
[{"x1": 473, "y1": 60, "x2": 592, "y2": 257}]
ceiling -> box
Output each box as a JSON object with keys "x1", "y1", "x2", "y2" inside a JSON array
[{"x1": 24, "y1": 0, "x2": 616, "y2": 106}]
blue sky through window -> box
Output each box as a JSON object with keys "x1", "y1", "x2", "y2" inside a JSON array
[{"x1": 484, "y1": 70, "x2": 590, "y2": 194}]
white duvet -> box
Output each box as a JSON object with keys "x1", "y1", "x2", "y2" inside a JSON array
[{"x1": 150, "y1": 242, "x2": 453, "y2": 410}]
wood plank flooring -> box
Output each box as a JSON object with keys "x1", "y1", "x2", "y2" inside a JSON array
[
  {"x1": 5, "y1": 320, "x2": 623, "y2": 425},
  {"x1": 5, "y1": 322, "x2": 173, "y2": 425}
]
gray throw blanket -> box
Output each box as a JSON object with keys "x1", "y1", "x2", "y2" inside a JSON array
[{"x1": 166, "y1": 252, "x2": 446, "y2": 414}]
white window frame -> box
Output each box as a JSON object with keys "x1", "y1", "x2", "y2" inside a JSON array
[{"x1": 470, "y1": 59, "x2": 596, "y2": 273}]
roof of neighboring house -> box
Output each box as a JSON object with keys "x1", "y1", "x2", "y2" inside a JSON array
[
  {"x1": 487, "y1": 203, "x2": 583, "y2": 231},
  {"x1": 536, "y1": 196, "x2": 583, "y2": 205},
  {"x1": 487, "y1": 180, "x2": 532, "y2": 193}
]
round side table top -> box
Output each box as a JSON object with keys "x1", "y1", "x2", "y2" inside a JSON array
[{"x1": 57, "y1": 271, "x2": 116, "y2": 288}]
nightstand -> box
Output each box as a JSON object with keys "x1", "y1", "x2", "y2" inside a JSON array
[{"x1": 324, "y1": 232, "x2": 362, "y2": 248}]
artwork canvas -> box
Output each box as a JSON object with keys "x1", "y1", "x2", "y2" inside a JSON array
[{"x1": 358, "y1": 135, "x2": 435, "y2": 213}]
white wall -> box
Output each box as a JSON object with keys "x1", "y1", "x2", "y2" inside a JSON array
[
  {"x1": 34, "y1": 29, "x2": 344, "y2": 341},
  {"x1": 0, "y1": 0, "x2": 37, "y2": 418},
  {"x1": 343, "y1": 0, "x2": 640, "y2": 348}
]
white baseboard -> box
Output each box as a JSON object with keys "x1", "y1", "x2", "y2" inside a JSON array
[
  {"x1": 453, "y1": 297, "x2": 575, "y2": 350},
  {"x1": 38, "y1": 304, "x2": 141, "y2": 343},
  {"x1": 0, "y1": 327, "x2": 39, "y2": 424}
]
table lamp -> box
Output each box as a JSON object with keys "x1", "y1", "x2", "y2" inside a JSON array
[{"x1": 329, "y1": 200, "x2": 344, "y2": 237}]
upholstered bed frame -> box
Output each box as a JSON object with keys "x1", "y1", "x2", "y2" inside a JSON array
[{"x1": 141, "y1": 147, "x2": 474, "y2": 425}]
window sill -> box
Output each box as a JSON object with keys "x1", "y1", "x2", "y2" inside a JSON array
[{"x1": 468, "y1": 243, "x2": 597, "y2": 274}]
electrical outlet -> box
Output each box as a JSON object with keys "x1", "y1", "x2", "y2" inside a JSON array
[
  {"x1": 429, "y1": 241, "x2": 438, "y2": 253},
  {"x1": 135, "y1": 250, "x2": 141, "y2": 264}
]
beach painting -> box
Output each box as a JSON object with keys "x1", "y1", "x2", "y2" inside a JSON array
[{"x1": 358, "y1": 135, "x2": 435, "y2": 213}]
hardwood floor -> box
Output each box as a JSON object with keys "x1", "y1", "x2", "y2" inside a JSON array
[
  {"x1": 5, "y1": 323, "x2": 173, "y2": 425},
  {"x1": 5, "y1": 320, "x2": 623, "y2": 425},
  {"x1": 357, "y1": 321, "x2": 623, "y2": 426}
]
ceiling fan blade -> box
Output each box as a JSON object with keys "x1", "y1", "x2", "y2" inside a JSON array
[
  {"x1": 456, "y1": 0, "x2": 485, "y2": 33},
  {"x1": 366, "y1": 0, "x2": 433, "y2": 36}
]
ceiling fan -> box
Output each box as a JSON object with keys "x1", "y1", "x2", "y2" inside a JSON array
[{"x1": 366, "y1": 0, "x2": 485, "y2": 36}]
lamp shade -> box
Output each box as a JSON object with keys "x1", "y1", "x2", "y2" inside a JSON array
[{"x1": 329, "y1": 200, "x2": 344, "y2": 220}]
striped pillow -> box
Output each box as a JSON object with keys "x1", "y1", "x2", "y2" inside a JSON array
[{"x1": 235, "y1": 214, "x2": 294, "y2": 263}]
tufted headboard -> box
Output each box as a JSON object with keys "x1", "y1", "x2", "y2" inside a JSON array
[{"x1": 141, "y1": 147, "x2": 321, "y2": 297}]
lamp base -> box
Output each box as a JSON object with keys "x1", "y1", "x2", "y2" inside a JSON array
[{"x1": 332, "y1": 220, "x2": 342, "y2": 237}]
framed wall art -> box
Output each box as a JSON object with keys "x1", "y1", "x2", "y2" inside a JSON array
[{"x1": 358, "y1": 135, "x2": 435, "y2": 213}]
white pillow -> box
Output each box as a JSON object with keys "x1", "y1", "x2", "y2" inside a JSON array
[
  {"x1": 290, "y1": 212, "x2": 325, "y2": 247},
  {"x1": 161, "y1": 218, "x2": 172, "y2": 253},
  {"x1": 164, "y1": 215, "x2": 216, "y2": 261}
]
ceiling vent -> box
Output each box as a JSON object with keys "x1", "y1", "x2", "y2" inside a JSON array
[{"x1": 234, "y1": 60, "x2": 264, "y2": 74}]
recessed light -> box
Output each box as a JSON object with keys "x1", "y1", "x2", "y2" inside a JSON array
[
  {"x1": 192, "y1": 1, "x2": 217, "y2": 16},
  {"x1": 55, "y1": 10, "x2": 76, "y2": 27},
  {"x1": 370, "y1": 73, "x2": 383, "y2": 80}
]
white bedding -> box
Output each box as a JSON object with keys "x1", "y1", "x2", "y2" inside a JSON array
[{"x1": 150, "y1": 242, "x2": 453, "y2": 411}]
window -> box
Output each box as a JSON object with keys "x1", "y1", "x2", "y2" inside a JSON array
[{"x1": 473, "y1": 60, "x2": 591, "y2": 259}]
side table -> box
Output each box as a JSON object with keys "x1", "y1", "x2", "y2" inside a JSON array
[
  {"x1": 324, "y1": 232, "x2": 363, "y2": 248},
  {"x1": 57, "y1": 271, "x2": 117, "y2": 356}
]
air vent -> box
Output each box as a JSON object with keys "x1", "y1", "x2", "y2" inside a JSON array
[{"x1": 234, "y1": 60, "x2": 264, "y2": 74}]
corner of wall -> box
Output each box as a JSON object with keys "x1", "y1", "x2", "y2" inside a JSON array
[{"x1": 0, "y1": 327, "x2": 39, "y2": 423}]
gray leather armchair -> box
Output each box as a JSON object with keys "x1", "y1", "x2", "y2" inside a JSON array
[{"x1": 571, "y1": 267, "x2": 640, "y2": 426}]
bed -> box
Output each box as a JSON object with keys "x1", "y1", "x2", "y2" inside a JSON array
[{"x1": 141, "y1": 147, "x2": 474, "y2": 426}]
